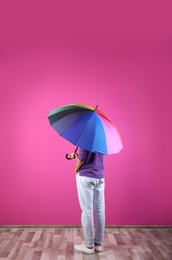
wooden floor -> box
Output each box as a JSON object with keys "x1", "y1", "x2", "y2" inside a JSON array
[{"x1": 0, "y1": 227, "x2": 172, "y2": 260}]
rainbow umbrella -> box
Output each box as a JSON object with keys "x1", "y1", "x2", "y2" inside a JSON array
[{"x1": 48, "y1": 104, "x2": 123, "y2": 157}]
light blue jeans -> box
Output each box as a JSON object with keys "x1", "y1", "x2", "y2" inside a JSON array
[{"x1": 76, "y1": 174, "x2": 105, "y2": 248}]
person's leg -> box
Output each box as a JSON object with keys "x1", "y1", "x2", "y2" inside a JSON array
[
  {"x1": 93, "y1": 178, "x2": 105, "y2": 247},
  {"x1": 76, "y1": 175, "x2": 94, "y2": 248}
]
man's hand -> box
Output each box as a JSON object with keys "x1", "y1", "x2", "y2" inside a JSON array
[
  {"x1": 70, "y1": 152, "x2": 78, "y2": 159},
  {"x1": 74, "y1": 158, "x2": 84, "y2": 174}
]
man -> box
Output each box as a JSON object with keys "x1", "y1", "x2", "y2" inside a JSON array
[{"x1": 71, "y1": 147, "x2": 105, "y2": 254}]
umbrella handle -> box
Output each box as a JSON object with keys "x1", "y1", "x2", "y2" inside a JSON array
[
  {"x1": 65, "y1": 147, "x2": 78, "y2": 160},
  {"x1": 65, "y1": 154, "x2": 73, "y2": 160}
]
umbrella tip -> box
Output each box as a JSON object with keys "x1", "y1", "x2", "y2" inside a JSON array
[{"x1": 95, "y1": 104, "x2": 99, "y2": 110}]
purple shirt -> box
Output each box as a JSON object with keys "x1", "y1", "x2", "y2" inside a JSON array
[{"x1": 77, "y1": 148, "x2": 104, "y2": 178}]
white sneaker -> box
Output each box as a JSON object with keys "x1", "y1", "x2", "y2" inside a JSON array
[
  {"x1": 74, "y1": 244, "x2": 95, "y2": 254},
  {"x1": 95, "y1": 245, "x2": 103, "y2": 252}
]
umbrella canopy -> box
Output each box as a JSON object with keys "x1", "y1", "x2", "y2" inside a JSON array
[{"x1": 48, "y1": 104, "x2": 123, "y2": 155}]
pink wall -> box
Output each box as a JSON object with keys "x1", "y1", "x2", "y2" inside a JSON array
[{"x1": 0, "y1": 1, "x2": 172, "y2": 225}]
